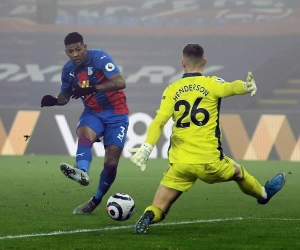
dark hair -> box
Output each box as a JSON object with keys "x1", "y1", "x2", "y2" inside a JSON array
[
  {"x1": 183, "y1": 44, "x2": 204, "y2": 58},
  {"x1": 64, "y1": 32, "x2": 84, "y2": 46}
]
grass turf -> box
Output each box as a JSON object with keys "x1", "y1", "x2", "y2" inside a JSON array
[{"x1": 0, "y1": 156, "x2": 299, "y2": 250}]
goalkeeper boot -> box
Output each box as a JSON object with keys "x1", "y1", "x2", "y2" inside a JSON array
[
  {"x1": 60, "y1": 162, "x2": 89, "y2": 186},
  {"x1": 134, "y1": 210, "x2": 154, "y2": 234},
  {"x1": 73, "y1": 196, "x2": 100, "y2": 215},
  {"x1": 257, "y1": 172, "x2": 286, "y2": 205}
]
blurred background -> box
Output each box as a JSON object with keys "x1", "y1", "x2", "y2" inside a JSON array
[{"x1": 1, "y1": 0, "x2": 300, "y2": 160}]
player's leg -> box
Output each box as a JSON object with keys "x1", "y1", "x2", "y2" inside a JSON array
[
  {"x1": 74, "y1": 114, "x2": 128, "y2": 215},
  {"x1": 93, "y1": 144, "x2": 122, "y2": 204},
  {"x1": 196, "y1": 157, "x2": 265, "y2": 200},
  {"x1": 92, "y1": 114, "x2": 129, "y2": 207},
  {"x1": 135, "y1": 184, "x2": 182, "y2": 234},
  {"x1": 60, "y1": 112, "x2": 100, "y2": 187},
  {"x1": 229, "y1": 159, "x2": 266, "y2": 199},
  {"x1": 134, "y1": 163, "x2": 196, "y2": 234},
  {"x1": 229, "y1": 156, "x2": 285, "y2": 204},
  {"x1": 60, "y1": 125, "x2": 97, "y2": 186},
  {"x1": 72, "y1": 144, "x2": 123, "y2": 215},
  {"x1": 61, "y1": 112, "x2": 106, "y2": 215}
]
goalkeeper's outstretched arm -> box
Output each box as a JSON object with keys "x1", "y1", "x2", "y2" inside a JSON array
[{"x1": 215, "y1": 71, "x2": 257, "y2": 98}]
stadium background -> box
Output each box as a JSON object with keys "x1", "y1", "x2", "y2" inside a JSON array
[{"x1": 1, "y1": 0, "x2": 300, "y2": 160}]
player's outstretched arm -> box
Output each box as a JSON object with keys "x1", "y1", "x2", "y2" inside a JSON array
[{"x1": 213, "y1": 72, "x2": 257, "y2": 98}]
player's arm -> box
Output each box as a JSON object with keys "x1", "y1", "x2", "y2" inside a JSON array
[
  {"x1": 95, "y1": 51, "x2": 126, "y2": 91},
  {"x1": 57, "y1": 76, "x2": 72, "y2": 105},
  {"x1": 70, "y1": 73, "x2": 126, "y2": 99},
  {"x1": 57, "y1": 92, "x2": 71, "y2": 105},
  {"x1": 129, "y1": 113, "x2": 169, "y2": 171},
  {"x1": 129, "y1": 87, "x2": 173, "y2": 171},
  {"x1": 95, "y1": 73, "x2": 126, "y2": 92},
  {"x1": 145, "y1": 113, "x2": 170, "y2": 145},
  {"x1": 213, "y1": 72, "x2": 257, "y2": 98},
  {"x1": 41, "y1": 69, "x2": 72, "y2": 107},
  {"x1": 71, "y1": 50, "x2": 126, "y2": 99},
  {"x1": 41, "y1": 91, "x2": 71, "y2": 107},
  {"x1": 220, "y1": 79, "x2": 247, "y2": 97}
]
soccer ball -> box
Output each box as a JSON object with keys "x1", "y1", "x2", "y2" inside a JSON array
[{"x1": 106, "y1": 193, "x2": 135, "y2": 221}]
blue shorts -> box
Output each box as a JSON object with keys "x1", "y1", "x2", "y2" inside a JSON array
[{"x1": 77, "y1": 110, "x2": 129, "y2": 149}]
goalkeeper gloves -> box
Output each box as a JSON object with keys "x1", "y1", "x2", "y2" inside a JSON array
[
  {"x1": 71, "y1": 86, "x2": 97, "y2": 99},
  {"x1": 129, "y1": 142, "x2": 153, "y2": 171},
  {"x1": 245, "y1": 71, "x2": 257, "y2": 97},
  {"x1": 41, "y1": 95, "x2": 58, "y2": 107}
]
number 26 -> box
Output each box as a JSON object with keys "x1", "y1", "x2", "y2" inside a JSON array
[{"x1": 175, "y1": 97, "x2": 209, "y2": 128}]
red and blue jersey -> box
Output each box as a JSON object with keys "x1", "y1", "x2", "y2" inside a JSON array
[{"x1": 61, "y1": 50, "x2": 129, "y2": 114}]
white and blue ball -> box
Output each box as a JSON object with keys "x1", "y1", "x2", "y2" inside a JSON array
[{"x1": 106, "y1": 193, "x2": 135, "y2": 221}]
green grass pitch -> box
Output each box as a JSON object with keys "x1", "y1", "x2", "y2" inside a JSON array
[{"x1": 0, "y1": 155, "x2": 300, "y2": 250}]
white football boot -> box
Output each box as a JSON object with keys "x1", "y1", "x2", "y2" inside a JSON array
[
  {"x1": 60, "y1": 162, "x2": 89, "y2": 186},
  {"x1": 73, "y1": 198, "x2": 98, "y2": 215}
]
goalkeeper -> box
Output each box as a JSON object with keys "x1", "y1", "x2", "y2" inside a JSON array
[{"x1": 129, "y1": 43, "x2": 286, "y2": 234}]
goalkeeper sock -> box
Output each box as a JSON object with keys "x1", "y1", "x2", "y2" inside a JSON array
[
  {"x1": 144, "y1": 205, "x2": 166, "y2": 224},
  {"x1": 236, "y1": 166, "x2": 266, "y2": 199},
  {"x1": 94, "y1": 163, "x2": 117, "y2": 201},
  {"x1": 76, "y1": 137, "x2": 93, "y2": 173}
]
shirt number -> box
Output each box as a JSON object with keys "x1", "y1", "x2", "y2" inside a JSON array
[{"x1": 175, "y1": 97, "x2": 209, "y2": 128}]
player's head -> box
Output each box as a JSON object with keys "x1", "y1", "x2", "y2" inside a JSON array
[
  {"x1": 182, "y1": 44, "x2": 207, "y2": 73},
  {"x1": 64, "y1": 32, "x2": 87, "y2": 66}
]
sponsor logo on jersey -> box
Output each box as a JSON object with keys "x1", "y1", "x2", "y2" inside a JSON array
[{"x1": 78, "y1": 80, "x2": 90, "y2": 88}]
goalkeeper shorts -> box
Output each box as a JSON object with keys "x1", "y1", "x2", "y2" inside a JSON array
[{"x1": 160, "y1": 156, "x2": 236, "y2": 192}]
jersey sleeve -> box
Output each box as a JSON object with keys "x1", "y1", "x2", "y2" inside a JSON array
[
  {"x1": 209, "y1": 76, "x2": 248, "y2": 98},
  {"x1": 156, "y1": 86, "x2": 175, "y2": 117},
  {"x1": 143, "y1": 86, "x2": 173, "y2": 145},
  {"x1": 145, "y1": 113, "x2": 170, "y2": 146},
  {"x1": 94, "y1": 50, "x2": 121, "y2": 79},
  {"x1": 60, "y1": 67, "x2": 72, "y2": 94}
]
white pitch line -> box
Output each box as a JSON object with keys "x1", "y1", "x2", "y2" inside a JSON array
[{"x1": 1, "y1": 217, "x2": 299, "y2": 240}]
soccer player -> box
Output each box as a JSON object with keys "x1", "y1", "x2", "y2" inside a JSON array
[
  {"x1": 41, "y1": 32, "x2": 129, "y2": 214},
  {"x1": 129, "y1": 44, "x2": 286, "y2": 234}
]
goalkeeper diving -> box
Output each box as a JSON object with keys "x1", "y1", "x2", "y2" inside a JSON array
[{"x1": 129, "y1": 43, "x2": 286, "y2": 234}]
